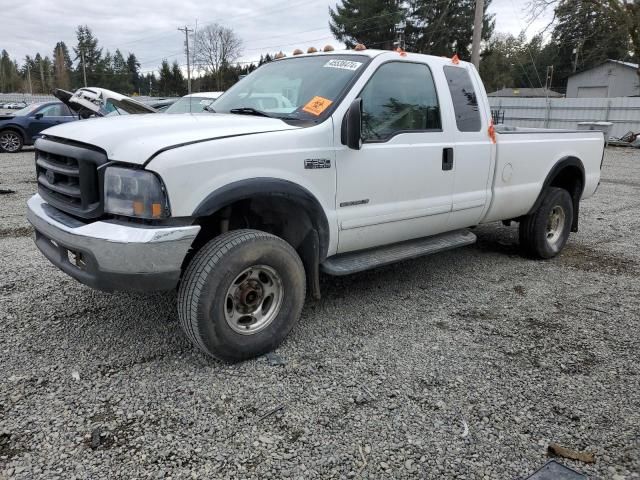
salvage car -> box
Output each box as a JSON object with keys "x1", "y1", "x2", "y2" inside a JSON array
[
  {"x1": 0, "y1": 102, "x2": 75, "y2": 153},
  {"x1": 27, "y1": 48, "x2": 604, "y2": 361},
  {"x1": 53, "y1": 87, "x2": 157, "y2": 117}
]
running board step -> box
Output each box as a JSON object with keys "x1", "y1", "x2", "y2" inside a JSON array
[{"x1": 321, "y1": 229, "x2": 477, "y2": 276}]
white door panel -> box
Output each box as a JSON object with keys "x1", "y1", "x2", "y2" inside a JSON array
[{"x1": 336, "y1": 134, "x2": 454, "y2": 253}]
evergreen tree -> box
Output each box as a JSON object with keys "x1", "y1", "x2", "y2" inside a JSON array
[
  {"x1": 73, "y1": 25, "x2": 103, "y2": 86},
  {"x1": 170, "y1": 60, "x2": 186, "y2": 96},
  {"x1": 53, "y1": 41, "x2": 72, "y2": 90},
  {"x1": 0, "y1": 50, "x2": 22, "y2": 93},
  {"x1": 126, "y1": 53, "x2": 142, "y2": 94},
  {"x1": 158, "y1": 60, "x2": 173, "y2": 96},
  {"x1": 406, "y1": 0, "x2": 494, "y2": 59},
  {"x1": 329, "y1": 0, "x2": 404, "y2": 50},
  {"x1": 110, "y1": 49, "x2": 130, "y2": 93}
]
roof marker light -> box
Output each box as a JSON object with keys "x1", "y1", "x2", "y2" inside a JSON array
[
  {"x1": 396, "y1": 47, "x2": 407, "y2": 57},
  {"x1": 293, "y1": 49, "x2": 303, "y2": 56},
  {"x1": 307, "y1": 47, "x2": 318, "y2": 53},
  {"x1": 354, "y1": 43, "x2": 366, "y2": 51},
  {"x1": 451, "y1": 54, "x2": 460, "y2": 64},
  {"x1": 274, "y1": 51, "x2": 286, "y2": 59},
  {"x1": 323, "y1": 45, "x2": 335, "y2": 52}
]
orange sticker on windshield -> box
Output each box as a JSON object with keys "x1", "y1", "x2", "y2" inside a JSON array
[{"x1": 303, "y1": 96, "x2": 333, "y2": 116}]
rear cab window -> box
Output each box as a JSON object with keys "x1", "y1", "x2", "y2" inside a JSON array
[{"x1": 443, "y1": 66, "x2": 481, "y2": 132}]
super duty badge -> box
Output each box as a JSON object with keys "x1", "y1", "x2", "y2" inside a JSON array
[{"x1": 304, "y1": 158, "x2": 331, "y2": 169}]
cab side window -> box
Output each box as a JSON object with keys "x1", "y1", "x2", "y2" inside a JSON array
[
  {"x1": 360, "y1": 62, "x2": 441, "y2": 142},
  {"x1": 443, "y1": 66, "x2": 481, "y2": 132}
]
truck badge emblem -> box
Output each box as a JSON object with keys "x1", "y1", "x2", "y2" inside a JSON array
[{"x1": 304, "y1": 158, "x2": 331, "y2": 169}]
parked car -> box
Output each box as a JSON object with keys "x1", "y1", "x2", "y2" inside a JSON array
[
  {"x1": 0, "y1": 102, "x2": 75, "y2": 153},
  {"x1": 27, "y1": 48, "x2": 604, "y2": 361},
  {"x1": 164, "y1": 92, "x2": 223, "y2": 113},
  {"x1": 142, "y1": 97, "x2": 179, "y2": 112}
]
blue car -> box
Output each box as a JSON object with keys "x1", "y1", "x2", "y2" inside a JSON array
[{"x1": 0, "y1": 102, "x2": 76, "y2": 153}]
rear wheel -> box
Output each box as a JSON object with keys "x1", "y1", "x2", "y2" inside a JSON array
[
  {"x1": 0, "y1": 130, "x2": 23, "y2": 153},
  {"x1": 519, "y1": 187, "x2": 573, "y2": 259},
  {"x1": 178, "y1": 229, "x2": 306, "y2": 361}
]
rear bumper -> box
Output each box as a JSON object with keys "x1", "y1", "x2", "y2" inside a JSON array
[{"x1": 27, "y1": 194, "x2": 200, "y2": 292}]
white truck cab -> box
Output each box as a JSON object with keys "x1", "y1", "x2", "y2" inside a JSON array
[{"x1": 27, "y1": 48, "x2": 604, "y2": 361}]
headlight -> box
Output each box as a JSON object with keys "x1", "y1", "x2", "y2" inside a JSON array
[{"x1": 104, "y1": 166, "x2": 170, "y2": 219}]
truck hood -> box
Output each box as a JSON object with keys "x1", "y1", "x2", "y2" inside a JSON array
[{"x1": 41, "y1": 113, "x2": 300, "y2": 164}]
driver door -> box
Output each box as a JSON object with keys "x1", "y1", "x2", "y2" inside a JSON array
[{"x1": 335, "y1": 61, "x2": 455, "y2": 253}]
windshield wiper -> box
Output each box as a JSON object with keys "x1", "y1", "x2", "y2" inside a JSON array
[{"x1": 229, "y1": 107, "x2": 272, "y2": 118}]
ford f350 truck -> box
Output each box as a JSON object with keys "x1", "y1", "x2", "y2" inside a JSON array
[{"x1": 27, "y1": 48, "x2": 604, "y2": 361}]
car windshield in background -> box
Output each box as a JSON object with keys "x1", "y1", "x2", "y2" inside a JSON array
[
  {"x1": 13, "y1": 104, "x2": 40, "y2": 116},
  {"x1": 214, "y1": 54, "x2": 370, "y2": 121},
  {"x1": 165, "y1": 97, "x2": 216, "y2": 114}
]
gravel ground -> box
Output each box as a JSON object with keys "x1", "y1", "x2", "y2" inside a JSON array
[{"x1": 0, "y1": 147, "x2": 639, "y2": 479}]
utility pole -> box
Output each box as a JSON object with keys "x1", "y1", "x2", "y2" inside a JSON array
[
  {"x1": 470, "y1": 0, "x2": 485, "y2": 69},
  {"x1": 545, "y1": 65, "x2": 554, "y2": 90},
  {"x1": 81, "y1": 49, "x2": 87, "y2": 87},
  {"x1": 178, "y1": 25, "x2": 194, "y2": 94},
  {"x1": 26, "y1": 65, "x2": 33, "y2": 96},
  {"x1": 572, "y1": 42, "x2": 581, "y2": 73}
]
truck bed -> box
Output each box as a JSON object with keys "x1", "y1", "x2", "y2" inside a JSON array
[{"x1": 481, "y1": 126, "x2": 604, "y2": 224}]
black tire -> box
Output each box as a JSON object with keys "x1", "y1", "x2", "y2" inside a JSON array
[
  {"x1": 178, "y1": 229, "x2": 306, "y2": 362},
  {"x1": 519, "y1": 187, "x2": 574, "y2": 259},
  {"x1": 0, "y1": 130, "x2": 23, "y2": 153}
]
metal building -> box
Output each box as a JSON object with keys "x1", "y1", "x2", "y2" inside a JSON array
[{"x1": 566, "y1": 60, "x2": 639, "y2": 98}]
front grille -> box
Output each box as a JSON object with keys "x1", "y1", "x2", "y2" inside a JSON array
[{"x1": 35, "y1": 137, "x2": 108, "y2": 219}]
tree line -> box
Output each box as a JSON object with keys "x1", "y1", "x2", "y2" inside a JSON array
[
  {"x1": 1, "y1": 0, "x2": 636, "y2": 97},
  {"x1": 0, "y1": 24, "x2": 251, "y2": 96}
]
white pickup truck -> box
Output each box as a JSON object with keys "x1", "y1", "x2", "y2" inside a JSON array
[{"x1": 27, "y1": 48, "x2": 604, "y2": 361}]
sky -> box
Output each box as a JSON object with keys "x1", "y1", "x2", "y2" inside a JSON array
[{"x1": 1, "y1": 0, "x2": 554, "y2": 74}]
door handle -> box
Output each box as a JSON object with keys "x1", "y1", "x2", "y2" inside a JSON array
[{"x1": 442, "y1": 148, "x2": 454, "y2": 171}]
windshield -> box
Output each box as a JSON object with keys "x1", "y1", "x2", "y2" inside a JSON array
[
  {"x1": 13, "y1": 104, "x2": 38, "y2": 116},
  {"x1": 214, "y1": 54, "x2": 370, "y2": 120},
  {"x1": 165, "y1": 97, "x2": 217, "y2": 114}
]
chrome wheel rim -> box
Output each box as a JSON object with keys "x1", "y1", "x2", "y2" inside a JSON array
[
  {"x1": 0, "y1": 132, "x2": 20, "y2": 152},
  {"x1": 224, "y1": 265, "x2": 283, "y2": 335},
  {"x1": 546, "y1": 205, "x2": 566, "y2": 246}
]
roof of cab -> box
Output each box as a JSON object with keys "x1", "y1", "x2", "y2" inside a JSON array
[{"x1": 278, "y1": 48, "x2": 471, "y2": 68}]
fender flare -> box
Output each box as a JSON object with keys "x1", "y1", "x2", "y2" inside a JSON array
[
  {"x1": 193, "y1": 177, "x2": 331, "y2": 260},
  {"x1": 527, "y1": 155, "x2": 585, "y2": 231}
]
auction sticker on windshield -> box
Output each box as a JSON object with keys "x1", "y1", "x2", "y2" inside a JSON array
[
  {"x1": 303, "y1": 96, "x2": 333, "y2": 116},
  {"x1": 323, "y1": 59, "x2": 363, "y2": 71}
]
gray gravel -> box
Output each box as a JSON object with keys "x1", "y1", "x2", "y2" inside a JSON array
[{"x1": 1, "y1": 147, "x2": 639, "y2": 479}]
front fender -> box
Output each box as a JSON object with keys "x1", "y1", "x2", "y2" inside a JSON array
[{"x1": 193, "y1": 177, "x2": 331, "y2": 260}]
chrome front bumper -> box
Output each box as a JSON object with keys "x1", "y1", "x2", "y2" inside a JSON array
[{"x1": 27, "y1": 194, "x2": 200, "y2": 291}]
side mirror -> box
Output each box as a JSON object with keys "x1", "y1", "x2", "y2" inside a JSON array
[
  {"x1": 34, "y1": 113, "x2": 44, "y2": 120},
  {"x1": 341, "y1": 98, "x2": 362, "y2": 150}
]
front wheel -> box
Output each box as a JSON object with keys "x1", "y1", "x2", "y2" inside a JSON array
[
  {"x1": 0, "y1": 130, "x2": 23, "y2": 153},
  {"x1": 178, "y1": 229, "x2": 306, "y2": 361},
  {"x1": 519, "y1": 187, "x2": 574, "y2": 259}
]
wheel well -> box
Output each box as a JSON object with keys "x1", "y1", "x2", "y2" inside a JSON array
[
  {"x1": 0, "y1": 126, "x2": 25, "y2": 141},
  {"x1": 545, "y1": 163, "x2": 584, "y2": 232},
  {"x1": 185, "y1": 195, "x2": 323, "y2": 299}
]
